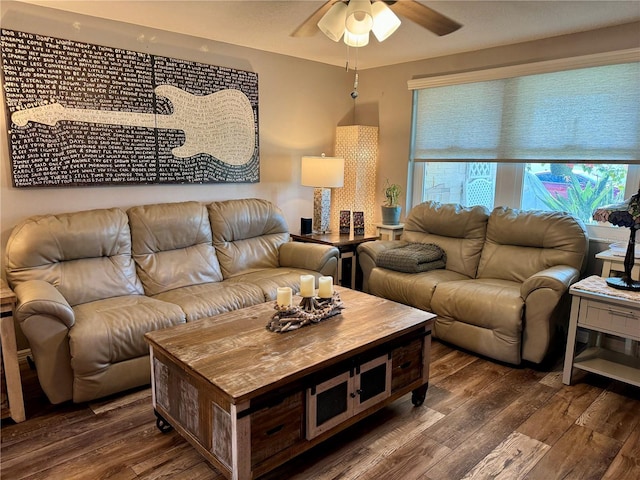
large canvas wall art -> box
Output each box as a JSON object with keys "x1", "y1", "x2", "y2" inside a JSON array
[{"x1": 0, "y1": 29, "x2": 259, "y2": 187}]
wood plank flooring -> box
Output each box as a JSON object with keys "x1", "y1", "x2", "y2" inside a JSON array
[{"x1": 1, "y1": 340, "x2": 639, "y2": 480}]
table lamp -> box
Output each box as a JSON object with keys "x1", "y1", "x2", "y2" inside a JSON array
[
  {"x1": 593, "y1": 188, "x2": 640, "y2": 291},
  {"x1": 301, "y1": 154, "x2": 344, "y2": 233}
]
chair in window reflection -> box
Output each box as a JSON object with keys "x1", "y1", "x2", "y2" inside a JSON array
[
  {"x1": 463, "y1": 162, "x2": 495, "y2": 209},
  {"x1": 464, "y1": 178, "x2": 494, "y2": 209}
]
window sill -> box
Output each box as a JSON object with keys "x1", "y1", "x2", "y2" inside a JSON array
[{"x1": 587, "y1": 224, "x2": 629, "y2": 243}]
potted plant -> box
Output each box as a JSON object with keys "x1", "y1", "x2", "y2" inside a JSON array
[{"x1": 381, "y1": 179, "x2": 402, "y2": 225}]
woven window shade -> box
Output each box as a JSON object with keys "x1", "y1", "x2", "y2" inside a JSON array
[{"x1": 413, "y1": 62, "x2": 640, "y2": 164}]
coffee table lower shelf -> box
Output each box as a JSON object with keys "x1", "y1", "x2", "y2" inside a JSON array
[{"x1": 148, "y1": 325, "x2": 432, "y2": 480}]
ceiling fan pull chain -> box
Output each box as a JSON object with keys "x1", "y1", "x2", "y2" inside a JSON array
[
  {"x1": 355, "y1": 43, "x2": 359, "y2": 70},
  {"x1": 345, "y1": 42, "x2": 351, "y2": 71},
  {"x1": 351, "y1": 68, "x2": 359, "y2": 100}
]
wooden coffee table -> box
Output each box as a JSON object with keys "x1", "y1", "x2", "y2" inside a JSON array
[{"x1": 145, "y1": 287, "x2": 435, "y2": 480}]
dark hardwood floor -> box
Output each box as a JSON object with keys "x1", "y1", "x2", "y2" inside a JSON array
[{"x1": 1, "y1": 340, "x2": 639, "y2": 480}]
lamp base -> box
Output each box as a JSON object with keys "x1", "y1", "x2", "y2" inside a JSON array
[
  {"x1": 607, "y1": 227, "x2": 640, "y2": 291},
  {"x1": 312, "y1": 187, "x2": 332, "y2": 234},
  {"x1": 605, "y1": 276, "x2": 640, "y2": 292}
]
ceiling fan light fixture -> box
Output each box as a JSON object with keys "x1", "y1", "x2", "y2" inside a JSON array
[
  {"x1": 344, "y1": 29, "x2": 369, "y2": 47},
  {"x1": 345, "y1": 0, "x2": 373, "y2": 35},
  {"x1": 371, "y1": 1, "x2": 401, "y2": 42},
  {"x1": 317, "y1": 1, "x2": 348, "y2": 42}
]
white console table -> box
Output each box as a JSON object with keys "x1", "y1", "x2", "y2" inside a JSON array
[
  {"x1": 595, "y1": 249, "x2": 640, "y2": 280},
  {"x1": 562, "y1": 276, "x2": 640, "y2": 387},
  {"x1": 374, "y1": 223, "x2": 404, "y2": 241}
]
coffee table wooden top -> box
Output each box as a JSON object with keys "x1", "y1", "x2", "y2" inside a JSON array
[{"x1": 145, "y1": 287, "x2": 434, "y2": 404}]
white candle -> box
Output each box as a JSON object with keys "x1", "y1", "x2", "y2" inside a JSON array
[
  {"x1": 276, "y1": 287, "x2": 292, "y2": 308},
  {"x1": 318, "y1": 276, "x2": 333, "y2": 298},
  {"x1": 300, "y1": 275, "x2": 315, "y2": 297}
]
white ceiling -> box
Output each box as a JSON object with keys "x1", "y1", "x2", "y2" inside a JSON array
[{"x1": 12, "y1": 0, "x2": 640, "y2": 69}]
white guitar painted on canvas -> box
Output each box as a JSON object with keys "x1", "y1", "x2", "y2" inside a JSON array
[{"x1": 11, "y1": 85, "x2": 256, "y2": 166}]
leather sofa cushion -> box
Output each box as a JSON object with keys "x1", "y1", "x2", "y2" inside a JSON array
[
  {"x1": 73, "y1": 356, "x2": 151, "y2": 404},
  {"x1": 153, "y1": 282, "x2": 266, "y2": 322},
  {"x1": 128, "y1": 201, "x2": 224, "y2": 296},
  {"x1": 226, "y1": 267, "x2": 321, "y2": 301},
  {"x1": 208, "y1": 199, "x2": 289, "y2": 278},
  {"x1": 368, "y1": 267, "x2": 470, "y2": 312},
  {"x1": 5, "y1": 208, "x2": 143, "y2": 306},
  {"x1": 431, "y1": 278, "x2": 524, "y2": 364},
  {"x1": 402, "y1": 202, "x2": 489, "y2": 278},
  {"x1": 70, "y1": 295, "x2": 185, "y2": 399},
  {"x1": 478, "y1": 207, "x2": 588, "y2": 282}
]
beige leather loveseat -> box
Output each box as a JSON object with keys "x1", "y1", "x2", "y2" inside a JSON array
[
  {"x1": 358, "y1": 201, "x2": 588, "y2": 365},
  {"x1": 5, "y1": 198, "x2": 339, "y2": 404}
]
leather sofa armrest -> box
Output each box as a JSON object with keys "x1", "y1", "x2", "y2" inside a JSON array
[
  {"x1": 357, "y1": 240, "x2": 406, "y2": 292},
  {"x1": 520, "y1": 265, "x2": 580, "y2": 364},
  {"x1": 279, "y1": 242, "x2": 340, "y2": 277},
  {"x1": 13, "y1": 279, "x2": 75, "y2": 404},
  {"x1": 520, "y1": 265, "x2": 580, "y2": 300},
  {"x1": 14, "y1": 279, "x2": 75, "y2": 328}
]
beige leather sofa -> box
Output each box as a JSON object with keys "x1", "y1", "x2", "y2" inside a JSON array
[
  {"x1": 358, "y1": 201, "x2": 588, "y2": 365},
  {"x1": 5, "y1": 198, "x2": 339, "y2": 404}
]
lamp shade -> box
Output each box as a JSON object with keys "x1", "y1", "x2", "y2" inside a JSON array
[
  {"x1": 593, "y1": 189, "x2": 640, "y2": 291},
  {"x1": 371, "y1": 1, "x2": 401, "y2": 42},
  {"x1": 593, "y1": 189, "x2": 640, "y2": 229},
  {"x1": 344, "y1": 30, "x2": 369, "y2": 47},
  {"x1": 345, "y1": 0, "x2": 373, "y2": 35},
  {"x1": 317, "y1": 1, "x2": 347, "y2": 42},
  {"x1": 317, "y1": 0, "x2": 401, "y2": 46},
  {"x1": 301, "y1": 156, "x2": 345, "y2": 188}
]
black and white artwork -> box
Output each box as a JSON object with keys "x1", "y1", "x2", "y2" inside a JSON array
[{"x1": 0, "y1": 29, "x2": 259, "y2": 187}]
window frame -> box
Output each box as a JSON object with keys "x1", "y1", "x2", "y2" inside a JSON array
[{"x1": 407, "y1": 49, "x2": 640, "y2": 241}]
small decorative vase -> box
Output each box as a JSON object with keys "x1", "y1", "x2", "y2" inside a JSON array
[{"x1": 381, "y1": 206, "x2": 401, "y2": 225}]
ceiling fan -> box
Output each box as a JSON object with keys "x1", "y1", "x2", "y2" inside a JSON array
[{"x1": 291, "y1": 0, "x2": 462, "y2": 40}]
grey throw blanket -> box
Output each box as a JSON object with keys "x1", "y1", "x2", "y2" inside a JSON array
[{"x1": 377, "y1": 242, "x2": 446, "y2": 273}]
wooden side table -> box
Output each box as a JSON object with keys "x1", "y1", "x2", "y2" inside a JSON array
[
  {"x1": 595, "y1": 249, "x2": 640, "y2": 354},
  {"x1": 562, "y1": 276, "x2": 640, "y2": 387},
  {"x1": 374, "y1": 223, "x2": 404, "y2": 241},
  {"x1": 1, "y1": 280, "x2": 25, "y2": 422},
  {"x1": 290, "y1": 232, "x2": 378, "y2": 290}
]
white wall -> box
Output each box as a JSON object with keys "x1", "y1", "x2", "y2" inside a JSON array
[{"x1": 0, "y1": 1, "x2": 353, "y2": 264}]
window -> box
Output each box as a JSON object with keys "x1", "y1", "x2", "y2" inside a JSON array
[{"x1": 408, "y1": 53, "x2": 640, "y2": 236}]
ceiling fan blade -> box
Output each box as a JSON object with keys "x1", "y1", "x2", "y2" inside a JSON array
[
  {"x1": 390, "y1": 0, "x2": 462, "y2": 36},
  {"x1": 291, "y1": 1, "x2": 336, "y2": 37}
]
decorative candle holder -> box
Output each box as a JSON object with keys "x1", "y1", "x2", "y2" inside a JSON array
[
  {"x1": 299, "y1": 295, "x2": 321, "y2": 312},
  {"x1": 266, "y1": 291, "x2": 344, "y2": 333}
]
